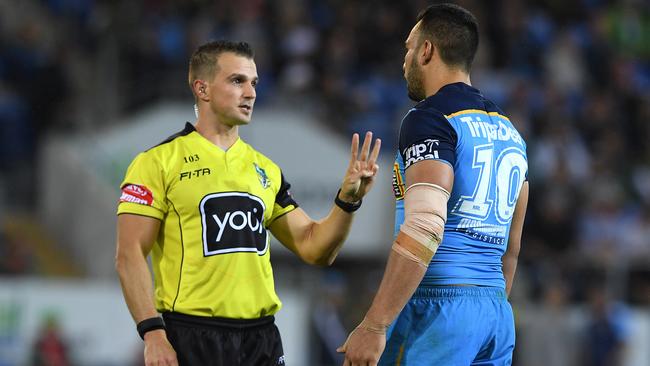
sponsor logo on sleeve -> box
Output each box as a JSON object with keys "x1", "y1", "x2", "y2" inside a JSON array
[
  {"x1": 200, "y1": 192, "x2": 268, "y2": 256},
  {"x1": 120, "y1": 184, "x2": 154, "y2": 206},
  {"x1": 403, "y1": 139, "x2": 440, "y2": 169},
  {"x1": 392, "y1": 162, "x2": 405, "y2": 200}
]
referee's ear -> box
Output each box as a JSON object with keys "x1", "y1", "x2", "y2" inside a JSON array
[{"x1": 192, "y1": 80, "x2": 209, "y2": 101}]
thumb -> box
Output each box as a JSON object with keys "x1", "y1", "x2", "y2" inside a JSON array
[{"x1": 338, "y1": 329, "x2": 354, "y2": 353}]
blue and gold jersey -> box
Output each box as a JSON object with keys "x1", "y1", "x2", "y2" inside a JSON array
[{"x1": 393, "y1": 83, "x2": 528, "y2": 288}]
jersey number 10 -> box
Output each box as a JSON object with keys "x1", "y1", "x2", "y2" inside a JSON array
[{"x1": 453, "y1": 144, "x2": 527, "y2": 224}]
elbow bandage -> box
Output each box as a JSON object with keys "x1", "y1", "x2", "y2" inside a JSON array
[{"x1": 392, "y1": 183, "x2": 449, "y2": 267}]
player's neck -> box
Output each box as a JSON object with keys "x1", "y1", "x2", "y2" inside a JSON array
[
  {"x1": 194, "y1": 117, "x2": 240, "y2": 151},
  {"x1": 426, "y1": 69, "x2": 471, "y2": 97}
]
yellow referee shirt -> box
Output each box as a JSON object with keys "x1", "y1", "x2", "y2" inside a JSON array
[{"x1": 117, "y1": 122, "x2": 298, "y2": 319}]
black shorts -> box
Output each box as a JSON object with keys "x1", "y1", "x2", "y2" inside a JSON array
[{"x1": 163, "y1": 312, "x2": 285, "y2": 366}]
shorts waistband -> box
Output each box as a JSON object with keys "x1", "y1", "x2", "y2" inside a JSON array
[
  {"x1": 413, "y1": 286, "x2": 507, "y2": 299},
  {"x1": 162, "y1": 312, "x2": 275, "y2": 330}
]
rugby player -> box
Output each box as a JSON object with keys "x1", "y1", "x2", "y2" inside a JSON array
[
  {"x1": 338, "y1": 4, "x2": 529, "y2": 365},
  {"x1": 114, "y1": 40, "x2": 381, "y2": 366}
]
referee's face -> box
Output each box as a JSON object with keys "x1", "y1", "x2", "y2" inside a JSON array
[{"x1": 209, "y1": 52, "x2": 258, "y2": 126}]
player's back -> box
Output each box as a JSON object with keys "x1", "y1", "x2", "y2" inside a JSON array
[{"x1": 393, "y1": 82, "x2": 528, "y2": 289}]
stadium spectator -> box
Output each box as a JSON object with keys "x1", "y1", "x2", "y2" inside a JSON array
[
  {"x1": 30, "y1": 314, "x2": 71, "y2": 366},
  {"x1": 580, "y1": 284, "x2": 631, "y2": 366}
]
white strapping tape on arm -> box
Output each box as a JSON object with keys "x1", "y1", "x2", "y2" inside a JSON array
[{"x1": 393, "y1": 183, "x2": 450, "y2": 266}]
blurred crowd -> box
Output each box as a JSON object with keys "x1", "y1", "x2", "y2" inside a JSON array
[
  {"x1": 0, "y1": 0, "x2": 648, "y2": 365},
  {"x1": 0, "y1": 0, "x2": 649, "y2": 362}
]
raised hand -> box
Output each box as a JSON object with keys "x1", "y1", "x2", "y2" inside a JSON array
[{"x1": 339, "y1": 132, "x2": 381, "y2": 203}]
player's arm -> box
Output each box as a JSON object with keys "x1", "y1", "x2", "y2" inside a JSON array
[
  {"x1": 364, "y1": 160, "x2": 453, "y2": 324},
  {"x1": 502, "y1": 181, "x2": 528, "y2": 297},
  {"x1": 270, "y1": 132, "x2": 381, "y2": 266},
  {"x1": 338, "y1": 160, "x2": 453, "y2": 363},
  {"x1": 354, "y1": 160, "x2": 454, "y2": 326},
  {"x1": 115, "y1": 214, "x2": 177, "y2": 365}
]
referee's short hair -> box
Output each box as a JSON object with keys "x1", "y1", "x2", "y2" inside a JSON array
[
  {"x1": 188, "y1": 40, "x2": 254, "y2": 88},
  {"x1": 416, "y1": 3, "x2": 479, "y2": 73}
]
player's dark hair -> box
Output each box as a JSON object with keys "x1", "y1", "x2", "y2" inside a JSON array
[
  {"x1": 416, "y1": 3, "x2": 478, "y2": 72},
  {"x1": 188, "y1": 40, "x2": 254, "y2": 89}
]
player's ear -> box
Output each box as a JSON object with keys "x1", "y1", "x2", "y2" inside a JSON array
[{"x1": 421, "y1": 40, "x2": 433, "y2": 65}]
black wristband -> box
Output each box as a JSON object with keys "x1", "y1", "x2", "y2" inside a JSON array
[
  {"x1": 334, "y1": 189, "x2": 362, "y2": 213},
  {"x1": 137, "y1": 317, "x2": 166, "y2": 340}
]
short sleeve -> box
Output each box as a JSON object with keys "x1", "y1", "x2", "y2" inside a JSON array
[
  {"x1": 117, "y1": 152, "x2": 168, "y2": 220},
  {"x1": 399, "y1": 108, "x2": 458, "y2": 169},
  {"x1": 268, "y1": 172, "x2": 298, "y2": 225}
]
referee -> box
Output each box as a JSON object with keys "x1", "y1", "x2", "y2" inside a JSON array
[{"x1": 115, "y1": 40, "x2": 381, "y2": 366}]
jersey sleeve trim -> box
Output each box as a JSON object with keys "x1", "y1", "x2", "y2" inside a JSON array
[
  {"x1": 275, "y1": 173, "x2": 299, "y2": 209},
  {"x1": 269, "y1": 172, "x2": 299, "y2": 225},
  {"x1": 117, "y1": 202, "x2": 165, "y2": 220},
  {"x1": 267, "y1": 205, "x2": 298, "y2": 227}
]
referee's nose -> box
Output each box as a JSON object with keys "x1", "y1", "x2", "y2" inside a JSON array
[{"x1": 243, "y1": 81, "x2": 256, "y2": 100}]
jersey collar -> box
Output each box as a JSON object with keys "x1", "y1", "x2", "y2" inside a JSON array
[
  {"x1": 186, "y1": 122, "x2": 245, "y2": 155},
  {"x1": 416, "y1": 82, "x2": 482, "y2": 109}
]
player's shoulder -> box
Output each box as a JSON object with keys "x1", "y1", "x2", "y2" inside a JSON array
[
  {"x1": 400, "y1": 102, "x2": 454, "y2": 142},
  {"x1": 477, "y1": 99, "x2": 527, "y2": 148},
  {"x1": 425, "y1": 83, "x2": 525, "y2": 142},
  {"x1": 419, "y1": 82, "x2": 485, "y2": 115},
  {"x1": 401, "y1": 82, "x2": 485, "y2": 129},
  {"x1": 404, "y1": 104, "x2": 446, "y2": 120},
  {"x1": 401, "y1": 103, "x2": 449, "y2": 131}
]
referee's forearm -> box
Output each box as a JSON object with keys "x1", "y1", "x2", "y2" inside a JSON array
[
  {"x1": 115, "y1": 246, "x2": 159, "y2": 323},
  {"x1": 306, "y1": 205, "x2": 355, "y2": 265}
]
